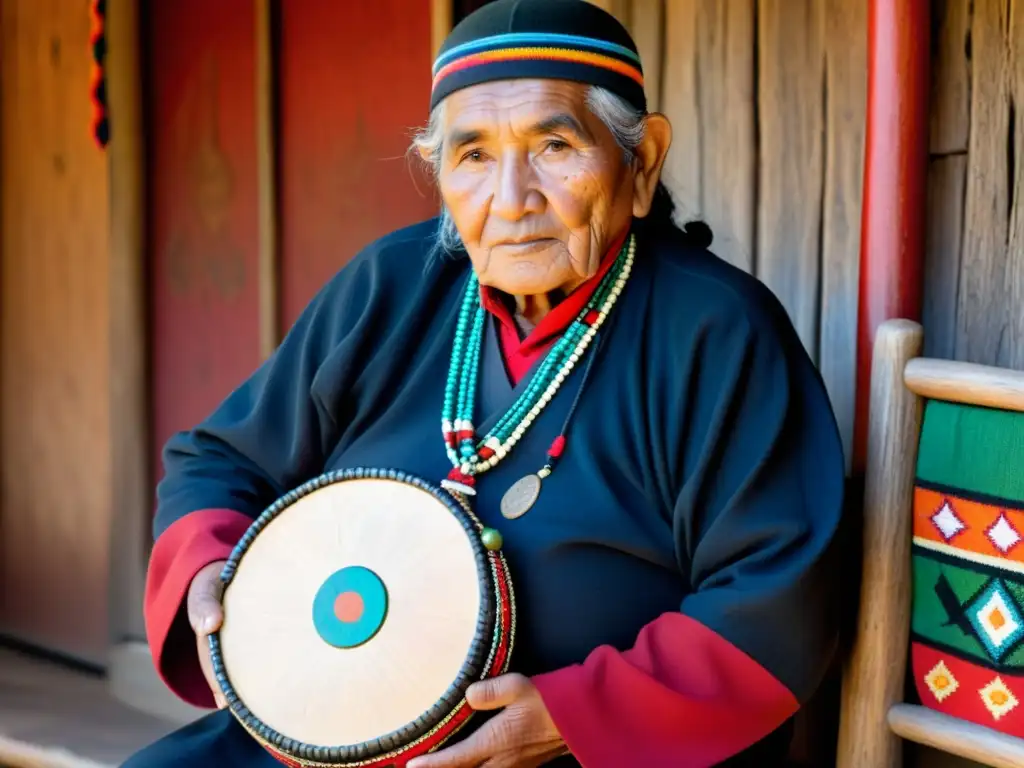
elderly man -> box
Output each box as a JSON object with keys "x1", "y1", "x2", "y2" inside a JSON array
[{"x1": 125, "y1": 0, "x2": 846, "y2": 766}]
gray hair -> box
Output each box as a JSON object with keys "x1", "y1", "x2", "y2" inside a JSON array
[{"x1": 411, "y1": 86, "x2": 647, "y2": 256}]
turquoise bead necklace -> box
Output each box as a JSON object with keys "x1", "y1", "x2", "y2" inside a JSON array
[{"x1": 440, "y1": 233, "x2": 636, "y2": 519}]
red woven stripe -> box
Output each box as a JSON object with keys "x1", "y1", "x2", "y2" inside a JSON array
[{"x1": 912, "y1": 642, "x2": 1024, "y2": 738}]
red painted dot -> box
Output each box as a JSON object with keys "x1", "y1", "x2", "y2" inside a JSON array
[{"x1": 333, "y1": 591, "x2": 364, "y2": 623}]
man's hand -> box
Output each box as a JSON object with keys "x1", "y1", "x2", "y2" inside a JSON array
[
  {"x1": 188, "y1": 559, "x2": 228, "y2": 709},
  {"x1": 407, "y1": 674, "x2": 567, "y2": 768}
]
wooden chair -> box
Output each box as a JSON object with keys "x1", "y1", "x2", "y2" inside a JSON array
[{"x1": 837, "y1": 319, "x2": 1024, "y2": 768}]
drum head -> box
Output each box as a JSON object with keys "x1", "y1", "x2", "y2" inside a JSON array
[{"x1": 211, "y1": 469, "x2": 505, "y2": 764}]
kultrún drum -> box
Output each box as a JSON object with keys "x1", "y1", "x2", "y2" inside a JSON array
[{"x1": 208, "y1": 468, "x2": 516, "y2": 767}]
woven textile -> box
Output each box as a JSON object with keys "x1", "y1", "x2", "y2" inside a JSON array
[{"x1": 911, "y1": 399, "x2": 1024, "y2": 735}]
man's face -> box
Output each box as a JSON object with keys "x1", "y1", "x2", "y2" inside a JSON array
[{"x1": 437, "y1": 79, "x2": 637, "y2": 298}]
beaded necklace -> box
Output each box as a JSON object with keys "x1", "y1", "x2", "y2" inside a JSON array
[{"x1": 440, "y1": 233, "x2": 636, "y2": 523}]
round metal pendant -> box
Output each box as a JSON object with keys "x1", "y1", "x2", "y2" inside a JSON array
[{"x1": 500, "y1": 474, "x2": 542, "y2": 520}]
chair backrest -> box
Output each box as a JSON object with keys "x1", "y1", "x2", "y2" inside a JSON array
[{"x1": 837, "y1": 319, "x2": 1024, "y2": 768}]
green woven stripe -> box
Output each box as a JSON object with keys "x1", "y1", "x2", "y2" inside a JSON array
[
  {"x1": 912, "y1": 550, "x2": 1024, "y2": 669},
  {"x1": 916, "y1": 399, "x2": 1024, "y2": 504}
]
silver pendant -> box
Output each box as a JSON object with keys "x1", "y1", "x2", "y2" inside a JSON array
[{"x1": 500, "y1": 474, "x2": 542, "y2": 520}]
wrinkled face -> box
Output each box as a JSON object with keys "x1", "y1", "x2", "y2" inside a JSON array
[{"x1": 436, "y1": 79, "x2": 637, "y2": 297}]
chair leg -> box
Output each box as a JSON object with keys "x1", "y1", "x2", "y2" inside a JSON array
[{"x1": 836, "y1": 319, "x2": 923, "y2": 768}]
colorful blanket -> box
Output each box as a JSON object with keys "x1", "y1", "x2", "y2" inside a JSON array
[{"x1": 912, "y1": 398, "x2": 1024, "y2": 735}]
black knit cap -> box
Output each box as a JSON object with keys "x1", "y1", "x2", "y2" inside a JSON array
[{"x1": 431, "y1": 0, "x2": 646, "y2": 114}]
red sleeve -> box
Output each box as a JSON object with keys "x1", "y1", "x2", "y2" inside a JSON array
[
  {"x1": 530, "y1": 612, "x2": 799, "y2": 767},
  {"x1": 143, "y1": 508, "x2": 254, "y2": 708}
]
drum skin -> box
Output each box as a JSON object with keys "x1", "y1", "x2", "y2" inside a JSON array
[{"x1": 209, "y1": 468, "x2": 516, "y2": 767}]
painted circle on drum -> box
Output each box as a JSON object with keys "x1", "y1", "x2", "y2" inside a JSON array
[{"x1": 312, "y1": 566, "x2": 388, "y2": 649}]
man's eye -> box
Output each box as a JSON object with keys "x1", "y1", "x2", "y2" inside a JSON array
[
  {"x1": 545, "y1": 140, "x2": 569, "y2": 153},
  {"x1": 463, "y1": 149, "x2": 485, "y2": 163}
]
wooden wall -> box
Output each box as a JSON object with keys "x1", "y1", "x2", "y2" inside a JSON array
[
  {"x1": 0, "y1": 0, "x2": 113, "y2": 665},
  {"x1": 911, "y1": 3, "x2": 1024, "y2": 767},
  {"x1": 145, "y1": 0, "x2": 265, "y2": 490},
  {"x1": 593, "y1": 0, "x2": 867, "y2": 470},
  {"x1": 277, "y1": 0, "x2": 437, "y2": 329},
  {"x1": 145, "y1": 0, "x2": 437, "y2": 494},
  {"x1": 923, "y1": 0, "x2": 1024, "y2": 369}
]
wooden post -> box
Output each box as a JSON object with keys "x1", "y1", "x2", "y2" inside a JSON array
[
  {"x1": 432, "y1": 0, "x2": 452, "y2": 58},
  {"x1": 105, "y1": 0, "x2": 148, "y2": 646},
  {"x1": 836, "y1": 318, "x2": 923, "y2": 768},
  {"x1": 852, "y1": 0, "x2": 931, "y2": 473},
  {"x1": 105, "y1": 0, "x2": 206, "y2": 724}
]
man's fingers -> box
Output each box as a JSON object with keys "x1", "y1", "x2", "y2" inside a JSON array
[
  {"x1": 196, "y1": 632, "x2": 227, "y2": 709},
  {"x1": 187, "y1": 561, "x2": 226, "y2": 635},
  {"x1": 407, "y1": 723, "x2": 498, "y2": 768},
  {"x1": 408, "y1": 676, "x2": 531, "y2": 766},
  {"x1": 465, "y1": 674, "x2": 530, "y2": 711},
  {"x1": 406, "y1": 738, "x2": 487, "y2": 768},
  {"x1": 187, "y1": 561, "x2": 230, "y2": 708},
  {"x1": 188, "y1": 595, "x2": 223, "y2": 635}
]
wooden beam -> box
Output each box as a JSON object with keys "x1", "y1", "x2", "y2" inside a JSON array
[
  {"x1": 630, "y1": 0, "x2": 663, "y2": 111},
  {"x1": 904, "y1": 357, "x2": 1024, "y2": 413},
  {"x1": 836, "y1": 318, "x2": 923, "y2": 768},
  {"x1": 105, "y1": 0, "x2": 149, "y2": 644},
  {"x1": 757, "y1": 0, "x2": 824, "y2": 347},
  {"x1": 818, "y1": 0, "x2": 867, "y2": 473},
  {"x1": 432, "y1": 0, "x2": 452, "y2": 59},
  {"x1": 921, "y1": 154, "x2": 966, "y2": 360},
  {"x1": 255, "y1": 0, "x2": 278, "y2": 358},
  {"x1": 661, "y1": 0, "x2": 755, "y2": 273},
  {"x1": 889, "y1": 704, "x2": 1024, "y2": 768},
  {"x1": 955, "y1": 0, "x2": 1016, "y2": 367},
  {"x1": 928, "y1": 0, "x2": 971, "y2": 155},
  {"x1": 852, "y1": 0, "x2": 930, "y2": 473}
]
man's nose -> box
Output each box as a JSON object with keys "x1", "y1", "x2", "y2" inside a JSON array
[{"x1": 490, "y1": 151, "x2": 541, "y2": 221}]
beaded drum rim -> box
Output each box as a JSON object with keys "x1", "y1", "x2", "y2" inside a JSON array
[{"x1": 208, "y1": 467, "x2": 517, "y2": 767}]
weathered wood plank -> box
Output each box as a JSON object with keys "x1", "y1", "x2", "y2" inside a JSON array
[
  {"x1": 431, "y1": 0, "x2": 451, "y2": 57},
  {"x1": 929, "y1": 0, "x2": 972, "y2": 155},
  {"x1": 146, "y1": 0, "x2": 265, "y2": 510},
  {"x1": 1, "y1": 0, "x2": 113, "y2": 663},
  {"x1": 819, "y1": 0, "x2": 867, "y2": 470},
  {"x1": 588, "y1": 0, "x2": 632, "y2": 23},
  {"x1": 660, "y1": 0, "x2": 701, "y2": 224},
  {"x1": 106, "y1": 0, "x2": 149, "y2": 642},
  {"x1": 922, "y1": 154, "x2": 967, "y2": 360},
  {"x1": 757, "y1": 0, "x2": 825, "y2": 353},
  {"x1": 1007, "y1": 0, "x2": 1024, "y2": 369},
  {"x1": 277, "y1": 0, "x2": 437, "y2": 328},
  {"x1": 697, "y1": 0, "x2": 756, "y2": 272},
  {"x1": 660, "y1": 0, "x2": 755, "y2": 271},
  {"x1": 836, "y1": 319, "x2": 923, "y2": 768},
  {"x1": 955, "y1": 0, "x2": 1014, "y2": 365},
  {"x1": 630, "y1": 0, "x2": 664, "y2": 110}
]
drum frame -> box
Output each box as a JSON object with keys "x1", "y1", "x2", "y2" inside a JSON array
[{"x1": 208, "y1": 467, "x2": 516, "y2": 767}]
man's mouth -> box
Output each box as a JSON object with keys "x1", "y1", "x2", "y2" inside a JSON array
[{"x1": 491, "y1": 237, "x2": 559, "y2": 254}]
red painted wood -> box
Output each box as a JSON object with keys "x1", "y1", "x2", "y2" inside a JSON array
[
  {"x1": 852, "y1": 0, "x2": 931, "y2": 473},
  {"x1": 278, "y1": 0, "x2": 439, "y2": 329},
  {"x1": 146, "y1": 0, "x2": 262, "y2": 486}
]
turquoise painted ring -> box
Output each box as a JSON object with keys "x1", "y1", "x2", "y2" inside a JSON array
[{"x1": 311, "y1": 566, "x2": 388, "y2": 649}]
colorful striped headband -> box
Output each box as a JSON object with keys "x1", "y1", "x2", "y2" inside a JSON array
[{"x1": 430, "y1": 0, "x2": 647, "y2": 114}]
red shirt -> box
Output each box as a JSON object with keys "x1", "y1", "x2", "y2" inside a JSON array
[{"x1": 479, "y1": 230, "x2": 626, "y2": 384}]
